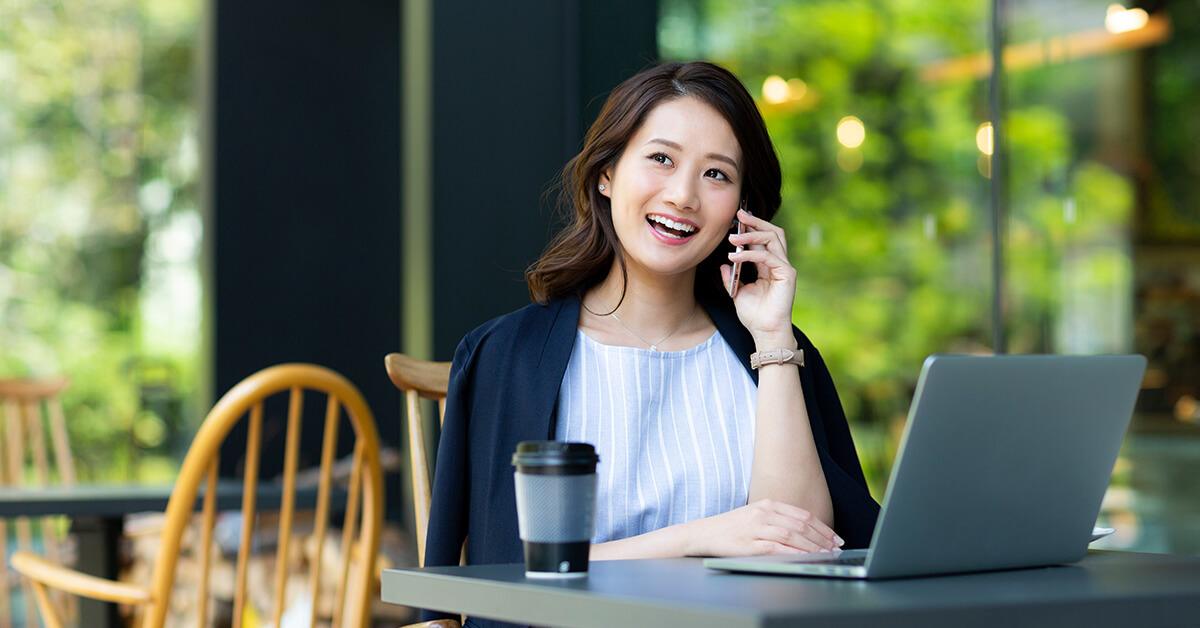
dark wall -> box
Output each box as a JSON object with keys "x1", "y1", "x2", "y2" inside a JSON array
[
  {"x1": 210, "y1": 0, "x2": 656, "y2": 513},
  {"x1": 213, "y1": 0, "x2": 402, "y2": 473},
  {"x1": 430, "y1": 1, "x2": 659, "y2": 358}
]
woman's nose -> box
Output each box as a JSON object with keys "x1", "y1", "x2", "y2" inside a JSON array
[{"x1": 661, "y1": 174, "x2": 698, "y2": 212}]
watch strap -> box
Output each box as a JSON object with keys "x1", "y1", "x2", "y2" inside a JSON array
[{"x1": 750, "y1": 348, "x2": 805, "y2": 369}]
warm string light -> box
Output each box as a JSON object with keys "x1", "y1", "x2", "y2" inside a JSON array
[
  {"x1": 977, "y1": 122, "x2": 993, "y2": 178},
  {"x1": 762, "y1": 75, "x2": 789, "y2": 104},
  {"x1": 976, "y1": 122, "x2": 994, "y2": 156},
  {"x1": 761, "y1": 75, "x2": 809, "y2": 105},
  {"x1": 1106, "y1": 4, "x2": 1150, "y2": 34},
  {"x1": 834, "y1": 116, "x2": 865, "y2": 172},
  {"x1": 836, "y1": 116, "x2": 865, "y2": 148}
]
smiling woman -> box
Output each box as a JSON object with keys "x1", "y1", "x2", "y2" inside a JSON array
[
  {"x1": 597, "y1": 96, "x2": 742, "y2": 288},
  {"x1": 421, "y1": 61, "x2": 880, "y2": 628},
  {"x1": 527, "y1": 62, "x2": 783, "y2": 307}
]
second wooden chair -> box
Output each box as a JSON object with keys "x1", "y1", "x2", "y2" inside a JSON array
[
  {"x1": 384, "y1": 353, "x2": 459, "y2": 628},
  {"x1": 0, "y1": 376, "x2": 76, "y2": 628},
  {"x1": 11, "y1": 363, "x2": 385, "y2": 628},
  {"x1": 383, "y1": 352, "x2": 451, "y2": 568}
]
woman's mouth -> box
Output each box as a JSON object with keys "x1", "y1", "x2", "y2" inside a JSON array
[{"x1": 647, "y1": 214, "x2": 697, "y2": 241}]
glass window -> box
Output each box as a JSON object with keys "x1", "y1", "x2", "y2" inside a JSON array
[
  {"x1": 1003, "y1": 0, "x2": 1200, "y2": 553},
  {"x1": 0, "y1": 0, "x2": 203, "y2": 481},
  {"x1": 662, "y1": 0, "x2": 1200, "y2": 554}
]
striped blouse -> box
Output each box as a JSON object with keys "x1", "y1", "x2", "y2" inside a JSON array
[{"x1": 554, "y1": 329, "x2": 757, "y2": 544}]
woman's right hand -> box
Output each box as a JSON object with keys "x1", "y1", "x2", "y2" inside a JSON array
[
  {"x1": 590, "y1": 499, "x2": 844, "y2": 560},
  {"x1": 678, "y1": 499, "x2": 843, "y2": 556}
]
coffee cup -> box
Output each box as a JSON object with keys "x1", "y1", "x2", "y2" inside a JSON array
[{"x1": 511, "y1": 441, "x2": 599, "y2": 578}]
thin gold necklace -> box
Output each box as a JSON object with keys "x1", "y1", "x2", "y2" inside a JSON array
[{"x1": 592, "y1": 295, "x2": 697, "y2": 352}]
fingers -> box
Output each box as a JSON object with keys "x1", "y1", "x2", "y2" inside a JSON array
[
  {"x1": 731, "y1": 209, "x2": 788, "y2": 255},
  {"x1": 728, "y1": 212, "x2": 789, "y2": 286},
  {"x1": 767, "y1": 517, "x2": 839, "y2": 553},
  {"x1": 750, "y1": 500, "x2": 842, "y2": 552},
  {"x1": 777, "y1": 503, "x2": 843, "y2": 548},
  {"x1": 728, "y1": 248, "x2": 796, "y2": 284},
  {"x1": 689, "y1": 501, "x2": 844, "y2": 557}
]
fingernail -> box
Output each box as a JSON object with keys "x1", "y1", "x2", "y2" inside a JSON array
[{"x1": 834, "y1": 535, "x2": 845, "y2": 547}]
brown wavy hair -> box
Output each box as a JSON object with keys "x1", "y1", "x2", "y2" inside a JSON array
[{"x1": 525, "y1": 61, "x2": 782, "y2": 305}]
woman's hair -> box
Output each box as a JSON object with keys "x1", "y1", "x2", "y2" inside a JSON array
[{"x1": 525, "y1": 61, "x2": 783, "y2": 304}]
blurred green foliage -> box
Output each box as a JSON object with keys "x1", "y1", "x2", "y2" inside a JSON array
[
  {"x1": 1, "y1": 0, "x2": 202, "y2": 482},
  {"x1": 661, "y1": 0, "x2": 1143, "y2": 494}
]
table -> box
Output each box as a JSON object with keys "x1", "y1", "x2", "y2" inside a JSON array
[
  {"x1": 0, "y1": 483, "x2": 333, "y2": 628},
  {"x1": 381, "y1": 551, "x2": 1200, "y2": 627}
]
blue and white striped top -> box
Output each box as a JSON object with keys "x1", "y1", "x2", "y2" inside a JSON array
[{"x1": 554, "y1": 329, "x2": 757, "y2": 544}]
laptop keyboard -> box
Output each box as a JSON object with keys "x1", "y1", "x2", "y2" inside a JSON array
[{"x1": 798, "y1": 554, "x2": 867, "y2": 566}]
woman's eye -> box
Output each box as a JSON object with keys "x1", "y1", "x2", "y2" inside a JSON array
[
  {"x1": 706, "y1": 168, "x2": 730, "y2": 181},
  {"x1": 649, "y1": 153, "x2": 672, "y2": 166}
]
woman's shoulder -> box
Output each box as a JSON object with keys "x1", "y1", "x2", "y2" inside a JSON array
[
  {"x1": 463, "y1": 296, "x2": 574, "y2": 338},
  {"x1": 455, "y1": 296, "x2": 581, "y2": 362}
]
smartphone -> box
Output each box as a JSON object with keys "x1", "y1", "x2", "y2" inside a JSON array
[{"x1": 727, "y1": 200, "x2": 748, "y2": 297}]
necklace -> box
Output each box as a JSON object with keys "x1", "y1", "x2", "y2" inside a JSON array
[{"x1": 592, "y1": 296, "x2": 697, "y2": 352}]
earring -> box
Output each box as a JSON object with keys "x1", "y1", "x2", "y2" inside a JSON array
[{"x1": 599, "y1": 184, "x2": 606, "y2": 191}]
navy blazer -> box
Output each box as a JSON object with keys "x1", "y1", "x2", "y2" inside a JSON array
[{"x1": 421, "y1": 293, "x2": 880, "y2": 626}]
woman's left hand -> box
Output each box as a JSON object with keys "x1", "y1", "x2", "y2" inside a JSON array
[{"x1": 721, "y1": 208, "x2": 797, "y2": 348}]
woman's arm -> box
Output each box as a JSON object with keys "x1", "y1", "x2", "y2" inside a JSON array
[
  {"x1": 726, "y1": 207, "x2": 833, "y2": 525},
  {"x1": 590, "y1": 498, "x2": 840, "y2": 559},
  {"x1": 748, "y1": 340, "x2": 833, "y2": 524}
]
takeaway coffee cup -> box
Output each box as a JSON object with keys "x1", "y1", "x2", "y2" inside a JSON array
[{"x1": 511, "y1": 441, "x2": 599, "y2": 578}]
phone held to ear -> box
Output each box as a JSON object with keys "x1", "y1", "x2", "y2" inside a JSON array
[{"x1": 727, "y1": 200, "x2": 749, "y2": 298}]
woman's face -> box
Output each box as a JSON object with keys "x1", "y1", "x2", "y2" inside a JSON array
[{"x1": 599, "y1": 96, "x2": 743, "y2": 282}]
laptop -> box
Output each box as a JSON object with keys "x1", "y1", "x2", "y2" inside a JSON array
[{"x1": 705, "y1": 353, "x2": 1146, "y2": 579}]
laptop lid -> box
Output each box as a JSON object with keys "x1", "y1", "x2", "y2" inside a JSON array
[
  {"x1": 861, "y1": 353, "x2": 1145, "y2": 578},
  {"x1": 705, "y1": 353, "x2": 1145, "y2": 579}
]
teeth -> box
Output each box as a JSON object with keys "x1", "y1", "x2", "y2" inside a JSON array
[{"x1": 648, "y1": 215, "x2": 696, "y2": 234}]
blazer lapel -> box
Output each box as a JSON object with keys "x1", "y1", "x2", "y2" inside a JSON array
[
  {"x1": 528, "y1": 296, "x2": 582, "y2": 439},
  {"x1": 702, "y1": 293, "x2": 759, "y2": 385}
]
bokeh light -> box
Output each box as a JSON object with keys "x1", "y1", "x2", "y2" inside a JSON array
[
  {"x1": 762, "y1": 75, "x2": 789, "y2": 104},
  {"x1": 836, "y1": 116, "x2": 865, "y2": 148},
  {"x1": 976, "y1": 122, "x2": 994, "y2": 155},
  {"x1": 1106, "y1": 4, "x2": 1149, "y2": 34},
  {"x1": 786, "y1": 78, "x2": 808, "y2": 100}
]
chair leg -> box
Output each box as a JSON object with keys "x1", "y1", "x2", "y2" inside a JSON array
[
  {"x1": 26, "y1": 579, "x2": 65, "y2": 628},
  {"x1": 14, "y1": 519, "x2": 40, "y2": 628},
  {"x1": 1, "y1": 518, "x2": 11, "y2": 628}
]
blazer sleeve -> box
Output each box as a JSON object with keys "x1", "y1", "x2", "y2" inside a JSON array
[{"x1": 800, "y1": 338, "x2": 880, "y2": 548}]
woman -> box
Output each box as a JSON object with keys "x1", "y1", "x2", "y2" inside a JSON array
[{"x1": 423, "y1": 61, "x2": 878, "y2": 624}]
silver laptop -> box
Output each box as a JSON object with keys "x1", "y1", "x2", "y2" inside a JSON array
[{"x1": 705, "y1": 353, "x2": 1146, "y2": 579}]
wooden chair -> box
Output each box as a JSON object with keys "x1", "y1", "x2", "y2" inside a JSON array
[
  {"x1": 383, "y1": 353, "x2": 451, "y2": 569},
  {"x1": 0, "y1": 376, "x2": 75, "y2": 628},
  {"x1": 10, "y1": 363, "x2": 384, "y2": 628},
  {"x1": 384, "y1": 353, "x2": 460, "y2": 628}
]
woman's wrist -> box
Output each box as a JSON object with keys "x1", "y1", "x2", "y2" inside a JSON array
[
  {"x1": 751, "y1": 331, "x2": 798, "y2": 353},
  {"x1": 591, "y1": 521, "x2": 694, "y2": 560}
]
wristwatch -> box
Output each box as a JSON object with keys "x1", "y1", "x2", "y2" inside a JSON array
[{"x1": 750, "y1": 348, "x2": 805, "y2": 369}]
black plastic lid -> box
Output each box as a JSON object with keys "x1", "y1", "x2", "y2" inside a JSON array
[{"x1": 511, "y1": 441, "x2": 598, "y2": 467}]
